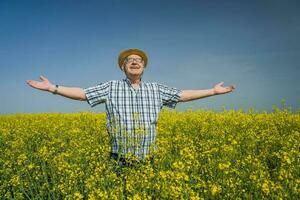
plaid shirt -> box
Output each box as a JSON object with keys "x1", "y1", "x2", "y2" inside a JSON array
[{"x1": 84, "y1": 77, "x2": 182, "y2": 159}]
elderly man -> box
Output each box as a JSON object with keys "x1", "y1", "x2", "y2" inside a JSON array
[{"x1": 26, "y1": 48, "x2": 235, "y2": 163}]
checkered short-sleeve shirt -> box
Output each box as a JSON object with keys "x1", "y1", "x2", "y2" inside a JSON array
[{"x1": 84, "y1": 78, "x2": 182, "y2": 159}]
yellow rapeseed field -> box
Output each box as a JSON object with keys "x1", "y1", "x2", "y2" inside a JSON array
[{"x1": 0, "y1": 109, "x2": 299, "y2": 199}]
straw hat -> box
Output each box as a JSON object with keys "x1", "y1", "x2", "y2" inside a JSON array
[{"x1": 118, "y1": 48, "x2": 148, "y2": 69}]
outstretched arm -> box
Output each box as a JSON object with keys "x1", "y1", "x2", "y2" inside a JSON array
[
  {"x1": 26, "y1": 75, "x2": 87, "y2": 101},
  {"x1": 179, "y1": 81, "x2": 235, "y2": 102}
]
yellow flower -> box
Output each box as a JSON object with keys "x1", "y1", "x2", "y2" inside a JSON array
[
  {"x1": 1, "y1": 109, "x2": 299, "y2": 199},
  {"x1": 231, "y1": 139, "x2": 238, "y2": 145},
  {"x1": 10, "y1": 175, "x2": 20, "y2": 187},
  {"x1": 27, "y1": 163, "x2": 35, "y2": 170},
  {"x1": 88, "y1": 193, "x2": 96, "y2": 200},
  {"x1": 172, "y1": 161, "x2": 185, "y2": 170},
  {"x1": 159, "y1": 171, "x2": 167, "y2": 180},
  {"x1": 211, "y1": 184, "x2": 222, "y2": 195},
  {"x1": 17, "y1": 154, "x2": 27, "y2": 165},
  {"x1": 250, "y1": 174, "x2": 257, "y2": 181},
  {"x1": 218, "y1": 161, "x2": 231, "y2": 170},
  {"x1": 262, "y1": 181, "x2": 270, "y2": 195},
  {"x1": 74, "y1": 192, "x2": 84, "y2": 200},
  {"x1": 132, "y1": 193, "x2": 142, "y2": 200},
  {"x1": 282, "y1": 152, "x2": 292, "y2": 164}
]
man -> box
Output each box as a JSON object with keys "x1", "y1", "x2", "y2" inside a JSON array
[{"x1": 26, "y1": 48, "x2": 235, "y2": 163}]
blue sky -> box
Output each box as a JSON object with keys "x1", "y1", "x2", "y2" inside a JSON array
[{"x1": 1, "y1": 0, "x2": 299, "y2": 114}]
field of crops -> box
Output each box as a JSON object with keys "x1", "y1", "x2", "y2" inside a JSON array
[{"x1": 0, "y1": 109, "x2": 299, "y2": 199}]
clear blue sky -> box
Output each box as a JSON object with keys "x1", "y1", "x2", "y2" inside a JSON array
[{"x1": 1, "y1": 0, "x2": 299, "y2": 114}]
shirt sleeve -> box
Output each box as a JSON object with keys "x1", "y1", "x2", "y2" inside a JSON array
[
  {"x1": 83, "y1": 81, "x2": 110, "y2": 107},
  {"x1": 158, "y1": 83, "x2": 182, "y2": 109}
]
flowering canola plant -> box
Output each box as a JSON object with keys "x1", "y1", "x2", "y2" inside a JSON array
[{"x1": 0, "y1": 109, "x2": 299, "y2": 199}]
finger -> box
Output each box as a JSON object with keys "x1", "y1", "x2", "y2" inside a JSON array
[
  {"x1": 215, "y1": 82, "x2": 223, "y2": 87},
  {"x1": 26, "y1": 80, "x2": 34, "y2": 84},
  {"x1": 40, "y1": 75, "x2": 48, "y2": 81},
  {"x1": 227, "y1": 86, "x2": 235, "y2": 91},
  {"x1": 218, "y1": 81, "x2": 224, "y2": 86},
  {"x1": 26, "y1": 81, "x2": 36, "y2": 87},
  {"x1": 31, "y1": 81, "x2": 37, "y2": 85}
]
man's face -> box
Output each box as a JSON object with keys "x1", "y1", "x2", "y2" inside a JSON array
[{"x1": 122, "y1": 54, "x2": 145, "y2": 77}]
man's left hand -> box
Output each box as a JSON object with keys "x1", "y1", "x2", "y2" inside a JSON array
[{"x1": 213, "y1": 82, "x2": 236, "y2": 95}]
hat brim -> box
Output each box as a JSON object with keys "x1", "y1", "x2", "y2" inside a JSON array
[{"x1": 118, "y1": 48, "x2": 148, "y2": 69}]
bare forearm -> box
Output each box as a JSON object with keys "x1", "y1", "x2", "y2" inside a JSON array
[
  {"x1": 179, "y1": 89, "x2": 215, "y2": 102},
  {"x1": 48, "y1": 85, "x2": 86, "y2": 101}
]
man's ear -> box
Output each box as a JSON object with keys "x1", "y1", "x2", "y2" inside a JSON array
[{"x1": 121, "y1": 63, "x2": 125, "y2": 71}]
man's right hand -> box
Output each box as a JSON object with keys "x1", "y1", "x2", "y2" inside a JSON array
[
  {"x1": 26, "y1": 75, "x2": 87, "y2": 101},
  {"x1": 26, "y1": 75, "x2": 54, "y2": 92}
]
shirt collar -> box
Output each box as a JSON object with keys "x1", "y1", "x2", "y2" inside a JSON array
[{"x1": 124, "y1": 77, "x2": 143, "y2": 86}]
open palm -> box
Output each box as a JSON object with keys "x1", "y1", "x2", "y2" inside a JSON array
[
  {"x1": 213, "y1": 81, "x2": 235, "y2": 95},
  {"x1": 26, "y1": 75, "x2": 52, "y2": 91}
]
